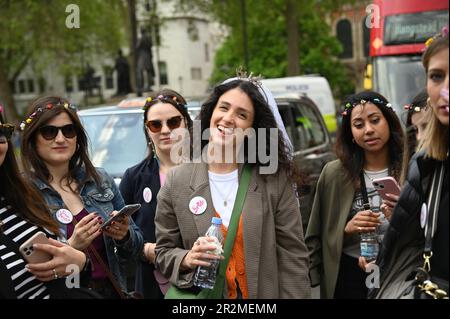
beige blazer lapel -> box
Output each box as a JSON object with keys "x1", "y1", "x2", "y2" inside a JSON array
[
  {"x1": 189, "y1": 163, "x2": 215, "y2": 237},
  {"x1": 241, "y1": 166, "x2": 262, "y2": 299}
]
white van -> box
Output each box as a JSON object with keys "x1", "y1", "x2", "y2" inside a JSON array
[{"x1": 261, "y1": 76, "x2": 337, "y2": 134}]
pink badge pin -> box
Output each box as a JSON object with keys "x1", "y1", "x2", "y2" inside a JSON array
[
  {"x1": 143, "y1": 187, "x2": 152, "y2": 203},
  {"x1": 55, "y1": 209, "x2": 73, "y2": 225},
  {"x1": 189, "y1": 196, "x2": 207, "y2": 215}
]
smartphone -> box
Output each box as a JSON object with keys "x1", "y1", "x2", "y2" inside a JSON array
[
  {"x1": 372, "y1": 177, "x2": 401, "y2": 201},
  {"x1": 19, "y1": 231, "x2": 52, "y2": 264},
  {"x1": 101, "y1": 204, "x2": 141, "y2": 230}
]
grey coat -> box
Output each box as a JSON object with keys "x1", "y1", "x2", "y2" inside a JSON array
[{"x1": 154, "y1": 163, "x2": 311, "y2": 299}]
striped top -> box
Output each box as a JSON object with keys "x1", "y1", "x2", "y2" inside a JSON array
[{"x1": 0, "y1": 196, "x2": 53, "y2": 299}]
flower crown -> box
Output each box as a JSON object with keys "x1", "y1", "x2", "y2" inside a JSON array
[
  {"x1": 425, "y1": 25, "x2": 449, "y2": 48},
  {"x1": 20, "y1": 101, "x2": 77, "y2": 131},
  {"x1": 236, "y1": 66, "x2": 262, "y2": 87},
  {"x1": 341, "y1": 98, "x2": 394, "y2": 116},
  {"x1": 142, "y1": 95, "x2": 187, "y2": 111},
  {"x1": 403, "y1": 103, "x2": 426, "y2": 113}
]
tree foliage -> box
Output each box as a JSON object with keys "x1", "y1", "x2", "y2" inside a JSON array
[
  {"x1": 0, "y1": 0, "x2": 126, "y2": 120},
  {"x1": 176, "y1": 0, "x2": 355, "y2": 98}
]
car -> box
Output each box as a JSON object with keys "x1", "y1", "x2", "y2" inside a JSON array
[
  {"x1": 275, "y1": 94, "x2": 336, "y2": 228},
  {"x1": 78, "y1": 95, "x2": 335, "y2": 230}
]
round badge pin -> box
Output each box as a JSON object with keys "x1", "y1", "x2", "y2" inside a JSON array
[
  {"x1": 55, "y1": 209, "x2": 73, "y2": 224},
  {"x1": 189, "y1": 196, "x2": 207, "y2": 215},
  {"x1": 143, "y1": 187, "x2": 152, "y2": 203},
  {"x1": 420, "y1": 202, "x2": 428, "y2": 229}
]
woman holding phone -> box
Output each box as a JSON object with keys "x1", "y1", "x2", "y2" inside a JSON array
[
  {"x1": 305, "y1": 91, "x2": 404, "y2": 298},
  {"x1": 120, "y1": 89, "x2": 193, "y2": 299},
  {"x1": 0, "y1": 107, "x2": 89, "y2": 299},
  {"x1": 20, "y1": 96, "x2": 143, "y2": 298}
]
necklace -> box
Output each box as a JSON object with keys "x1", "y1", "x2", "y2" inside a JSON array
[{"x1": 209, "y1": 179, "x2": 236, "y2": 207}]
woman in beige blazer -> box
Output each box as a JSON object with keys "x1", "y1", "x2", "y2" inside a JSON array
[
  {"x1": 154, "y1": 78, "x2": 311, "y2": 299},
  {"x1": 305, "y1": 91, "x2": 404, "y2": 299}
]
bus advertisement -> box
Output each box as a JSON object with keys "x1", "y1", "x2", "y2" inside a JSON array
[{"x1": 368, "y1": 0, "x2": 448, "y2": 114}]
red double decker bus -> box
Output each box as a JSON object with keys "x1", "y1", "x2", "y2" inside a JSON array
[{"x1": 368, "y1": 0, "x2": 448, "y2": 113}]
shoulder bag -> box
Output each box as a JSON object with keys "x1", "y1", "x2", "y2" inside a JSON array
[{"x1": 164, "y1": 164, "x2": 252, "y2": 299}]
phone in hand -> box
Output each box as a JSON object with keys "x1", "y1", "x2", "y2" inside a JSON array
[
  {"x1": 19, "y1": 231, "x2": 52, "y2": 264},
  {"x1": 101, "y1": 204, "x2": 141, "y2": 230},
  {"x1": 372, "y1": 177, "x2": 401, "y2": 201}
]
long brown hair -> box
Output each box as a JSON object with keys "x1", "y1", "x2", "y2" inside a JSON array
[
  {"x1": 20, "y1": 96, "x2": 100, "y2": 190},
  {"x1": 0, "y1": 111, "x2": 60, "y2": 234}
]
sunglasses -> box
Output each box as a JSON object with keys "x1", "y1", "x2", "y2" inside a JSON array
[
  {"x1": 39, "y1": 124, "x2": 77, "y2": 140},
  {"x1": 145, "y1": 116, "x2": 183, "y2": 133},
  {"x1": 0, "y1": 123, "x2": 14, "y2": 143}
]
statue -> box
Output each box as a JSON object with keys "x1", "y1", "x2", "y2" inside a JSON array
[
  {"x1": 136, "y1": 28, "x2": 155, "y2": 94},
  {"x1": 114, "y1": 49, "x2": 131, "y2": 96}
]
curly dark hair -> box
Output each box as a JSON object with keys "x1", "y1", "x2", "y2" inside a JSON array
[
  {"x1": 335, "y1": 91, "x2": 404, "y2": 185},
  {"x1": 1, "y1": 111, "x2": 60, "y2": 235},
  {"x1": 142, "y1": 88, "x2": 193, "y2": 160},
  {"x1": 199, "y1": 79, "x2": 298, "y2": 181},
  {"x1": 20, "y1": 96, "x2": 100, "y2": 191}
]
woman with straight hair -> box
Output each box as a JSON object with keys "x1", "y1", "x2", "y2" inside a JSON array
[
  {"x1": 120, "y1": 88, "x2": 193, "y2": 298},
  {"x1": 20, "y1": 96, "x2": 143, "y2": 298},
  {"x1": 374, "y1": 27, "x2": 448, "y2": 299},
  {"x1": 0, "y1": 107, "x2": 90, "y2": 299}
]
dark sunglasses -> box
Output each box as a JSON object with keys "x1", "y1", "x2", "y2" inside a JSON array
[
  {"x1": 145, "y1": 116, "x2": 183, "y2": 133},
  {"x1": 0, "y1": 123, "x2": 14, "y2": 143},
  {"x1": 39, "y1": 124, "x2": 77, "y2": 140}
]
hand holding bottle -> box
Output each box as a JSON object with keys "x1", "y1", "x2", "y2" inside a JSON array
[
  {"x1": 181, "y1": 236, "x2": 223, "y2": 271},
  {"x1": 344, "y1": 210, "x2": 381, "y2": 235}
]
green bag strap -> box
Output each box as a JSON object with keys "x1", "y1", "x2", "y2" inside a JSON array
[{"x1": 220, "y1": 164, "x2": 252, "y2": 273}]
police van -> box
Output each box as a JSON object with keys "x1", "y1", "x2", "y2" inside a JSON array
[{"x1": 261, "y1": 76, "x2": 338, "y2": 135}]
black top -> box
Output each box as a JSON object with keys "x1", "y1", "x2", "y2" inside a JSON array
[
  {"x1": 375, "y1": 151, "x2": 449, "y2": 293},
  {"x1": 431, "y1": 161, "x2": 448, "y2": 281},
  {"x1": 120, "y1": 157, "x2": 163, "y2": 299}
]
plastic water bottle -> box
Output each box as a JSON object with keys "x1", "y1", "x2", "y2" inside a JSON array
[
  {"x1": 193, "y1": 217, "x2": 224, "y2": 289},
  {"x1": 360, "y1": 231, "x2": 379, "y2": 262}
]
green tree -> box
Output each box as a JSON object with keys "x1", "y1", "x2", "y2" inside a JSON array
[
  {"x1": 0, "y1": 0, "x2": 127, "y2": 122},
  {"x1": 176, "y1": 0, "x2": 354, "y2": 98}
]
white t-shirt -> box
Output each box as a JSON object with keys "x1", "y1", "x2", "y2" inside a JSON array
[{"x1": 208, "y1": 169, "x2": 239, "y2": 228}]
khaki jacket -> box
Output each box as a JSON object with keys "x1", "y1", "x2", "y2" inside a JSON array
[
  {"x1": 305, "y1": 160, "x2": 356, "y2": 299},
  {"x1": 155, "y1": 163, "x2": 311, "y2": 299}
]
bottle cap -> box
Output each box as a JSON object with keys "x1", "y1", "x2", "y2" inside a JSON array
[{"x1": 211, "y1": 217, "x2": 222, "y2": 225}]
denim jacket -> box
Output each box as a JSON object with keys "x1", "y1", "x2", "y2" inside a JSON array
[{"x1": 33, "y1": 167, "x2": 143, "y2": 292}]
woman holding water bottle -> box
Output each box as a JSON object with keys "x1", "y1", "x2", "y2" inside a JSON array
[
  {"x1": 305, "y1": 91, "x2": 404, "y2": 299},
  {"x1": 155, "y1": 76, "x2": 311, "y2": 299}
]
